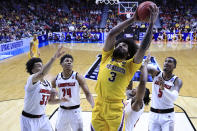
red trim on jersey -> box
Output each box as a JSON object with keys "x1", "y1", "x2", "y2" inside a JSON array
[
  {"x1": 58, "y1": 82, "x2": 76, "y2": 87},
  {"x1": 39, "y1": 89, "x2": 50, "y2": 94},
  {"x1": 154, "y1": 81, "x2": 172, "y2": 89}
]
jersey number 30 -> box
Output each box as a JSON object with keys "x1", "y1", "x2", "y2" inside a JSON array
[{"x1": 108, "y1": 72, "x2": 117, "y2": 82}]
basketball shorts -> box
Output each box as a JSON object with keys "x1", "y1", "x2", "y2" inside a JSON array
[
  {"x1": 148, "y1": 111, "x2": 175, "y2": 131},
  {"x1": 55, "y1": 107, "x2": 83, "y2": 131},
  {"x1": 20, "y1": 114, "x2": 52, "y2": 131},
  {"x1": 91, "y1": 98, "x2": 125, "y2": 131}
]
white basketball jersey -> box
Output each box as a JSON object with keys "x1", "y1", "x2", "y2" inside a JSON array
[
  {"x1": 125, "y1": 99, "x2": 144, "y2": 131},
  {"x1": 23, "y1": 75, "x2": 51, "y2": 115},
  {"x1": 151, "y1": 72, "x2": 177, "y2": 109},
  {"x1": 56, "y1": 72, "x2": 80, "y2": 107}
]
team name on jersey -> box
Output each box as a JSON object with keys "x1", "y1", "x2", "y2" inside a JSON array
[
  {"x1": 39, "y1": 89, "x2": 51, "y2": 94},
  {"x1": 154, "y1": 80, "x2": 172, "y2": 89},
  {"x1": 106, "y1": 64, "x2": 125, "y2": 74},
  {"x1": 58, "y1": 82, "x2": 76, "y2": 87}
]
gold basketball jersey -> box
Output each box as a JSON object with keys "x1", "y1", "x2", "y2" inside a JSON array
[{"x1": 95, "y1": 49, "x2": 141, "y2": 102}]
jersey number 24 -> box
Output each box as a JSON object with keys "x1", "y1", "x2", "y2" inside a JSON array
[{"x1": 62, "y1": 88, "x2": 72, "y2": 98}]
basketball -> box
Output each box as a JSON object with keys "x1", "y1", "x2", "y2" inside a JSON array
[{"x1": 137, "y1": 1, "x2": 157, "y2": 21}]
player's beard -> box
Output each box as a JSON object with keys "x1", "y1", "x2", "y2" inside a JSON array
[{"x1": 113, "y1": 47, "x2": 128, "y2": 60}]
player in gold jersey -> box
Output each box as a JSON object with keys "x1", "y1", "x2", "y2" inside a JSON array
[
  {"x1": 91, "y1": 6, "x2": 159, "y2": 131},
  {"x1": 29, "y1": 34, "x2": 40, "y2": 58}
]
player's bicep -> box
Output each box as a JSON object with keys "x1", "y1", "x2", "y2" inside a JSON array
[
  {"x1": 103, "y1": 33, "x2": 116, "y2": 52},
  {"x1": 77, "y1": 74, "x2": 90, "y2": 94},
  {"x1": 136, "y1": 83, "x2": 146, "y2": 101},
  {"x1": 51, "y1": 77, "x2": 57, "y2": 88},
  {"x1": 174, "y1": 78, "x2": 182, "y2": 92}
]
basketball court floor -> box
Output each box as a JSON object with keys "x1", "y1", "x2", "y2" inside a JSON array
[{"x1": 0, "y1": 41, "x2": 197, "y2": 130}]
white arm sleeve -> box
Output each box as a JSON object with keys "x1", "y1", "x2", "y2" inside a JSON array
[{"x1": 163, "y1": 88, "x2": 179, "y2": 102}]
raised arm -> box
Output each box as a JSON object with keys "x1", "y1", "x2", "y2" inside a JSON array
[
  {"x1": 131, "y1": 55, "x2": 149, "y2": 111},
  {"x1": 162, "y1": 77, "x2": 182, "y2": 102},
  {"x1": 51, "y1": 77, "x2": 57, "y2": 89},
  {"x1": 77, "y1": 74, "x2": 94, "y2": 108},
  {"x1": 103, "y1": 14, "x2": 137, "y2": 52},
  {"x1": 134, "y1": 5, "x2": 159, "y2": 64},
  {"x1": 32, "y1": 45, "x2": 65, "y2": 83}
]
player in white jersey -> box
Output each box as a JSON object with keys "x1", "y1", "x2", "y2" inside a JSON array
[
  {"x1": 52, "y1": 54, "x2": 95, "y2": 131},
  {"x1": 20, "y1": 45, "x2": 67, "y2": 131},
  {"x1": 148, "y1": 57, "x2": 183, "y2": 131},
  {"x1": 125, "y1": 55, "x2": 150, "y2": 131}
]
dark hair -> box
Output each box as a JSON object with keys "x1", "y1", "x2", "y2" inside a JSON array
[
  {"x1": 166, "y1": 57, "x2": 177, "y2": 67},
  {"x1": 143, "y1": 88, "x2": 150, "y2": 105},
  {"x1": 26, "y1": 58, "x2": 42, "y2": 75},
  {"x1": 60, "y1": 54, "x2": 74, "y2": 64},
  {"x1": 115, "y1": 38, "x2": 138, "y2": 60}
]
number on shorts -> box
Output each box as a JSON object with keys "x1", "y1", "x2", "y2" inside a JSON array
[
  {"x1": 108, "y1": 72, "x2": 117, "y2": 82},
  {"x1": 62, "y1": 88, "x2": 72, "y2": 98},
  {"x1": 40, "y1": 95, "x2": 49, "y2": 105}
]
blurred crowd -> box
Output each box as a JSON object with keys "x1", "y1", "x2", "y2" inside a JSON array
[{"x1": 0, "y1": 0, "x2": 197, "y2": 43}]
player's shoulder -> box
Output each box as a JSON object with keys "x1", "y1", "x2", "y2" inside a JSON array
[
  {"x1": 55, "y1": 72, "x2": 62, "y2": 80},
  {"x1": 174, "y1": 76, "x2": 183, "y2": 86},
  {"x1": 27, "y1": 74, "x2": 35, "y2": 83},
  {"x1": 101, "y1": 48, "x2": 114, "y2": 58}
]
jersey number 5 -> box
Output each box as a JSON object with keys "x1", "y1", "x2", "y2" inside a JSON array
[
  {"x1": 108, "y1": 72, "x2": 117, "y2": 82},
  {"x1": 62, "y1": 88, "x2": 72, "y2": 98},
  {"x1": 158, "y1": 88, "x2": 163, "y2": 97}
]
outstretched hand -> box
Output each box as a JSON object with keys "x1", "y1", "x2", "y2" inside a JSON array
[
  {"x1": 54, "y1": 45, "x2": 65, "y2": 58},
  {"x1": 144, "y1": 53, "x2": 151, "y2": 65},
  {"x1": 149, "y1": 5, "x2": 159, "y2": 24}
]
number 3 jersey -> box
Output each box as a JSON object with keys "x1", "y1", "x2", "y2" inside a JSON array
[
  {"x1": 151, "y1": 71, "x2": 177, "y2": 109},
  {"x1": 95, "y1": 49, "x2": 141, "y2": 101},
  {"x1": 23, "y1": 75, "x2": 52, "y2": 115},
  {"x1": 55, "y1": 72, "x2": 80, "y2": 107}
]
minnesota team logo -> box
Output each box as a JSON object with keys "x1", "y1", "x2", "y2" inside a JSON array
[{"x1": 85, "y1": 55, "x2": 161, "y2": 82}]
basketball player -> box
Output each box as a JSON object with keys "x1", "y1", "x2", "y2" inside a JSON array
[
  {"x1": 51, "y1": 54, "x2": 94, "y2": 131},
  {"x1": 148, "y1": 57, "x2": 183, "y2": 131},
  {"x1": 29, "y1": 34, "x2": 40, "y2": 58},
  {"x1": 91, "y1": 6, "x2": 159, "y2": 131},
  {"x1": 125, "y1": 55, "x2": 151, "y2": 131},
  {"x1": 20, "y1": 45, "x2": 67, "y2": 131}
]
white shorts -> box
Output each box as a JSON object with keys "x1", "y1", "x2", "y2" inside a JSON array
[
  {"x1": 20, "y1": 114, "x2": 53, "y2": 131},
  {"x1": 55, "y1": 107, "x2": 83, "y2": 131},
  {"x1": 148, "y1": 111, "x2": 175, "y2": 131}
]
